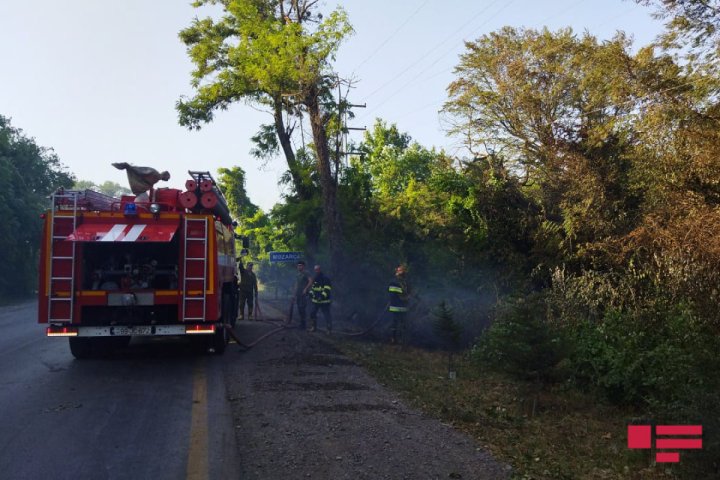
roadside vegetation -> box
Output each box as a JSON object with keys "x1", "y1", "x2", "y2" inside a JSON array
[
  {"x1": 0, "y1": 116, "x2": 73, "y2": 304},
  {"x1": 204, "y1": 2, "x2": 720, "y2": 477},
  {"x1": 3, "y1": 0, "x2": 718, "y2": 476},
  {"x1": 338, "y1": 340, "x2": 679, "y2": 480},
  {"x1": 194, "y1": 0, "x2": 720, "y2": 478}
]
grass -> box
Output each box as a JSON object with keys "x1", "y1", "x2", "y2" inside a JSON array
[{"x1": 335, "y1": 340, "x2": 680, "y2": 480}]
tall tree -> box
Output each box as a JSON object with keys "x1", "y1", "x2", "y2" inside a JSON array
[
  {"x1": 178, "y1": 0, "x2": 352, "y2": 271},
  {"x1": 443, "y1": 28, "x2": 642, "y2": 259},
  {"x1": 216, "y1": 166, "x2": 259, "y2": 220},
  {"x1": 0, "y1": 115, "x2": 73, "y2": 299},
  {"x1": 637, "y1": 0, "x2": 720, "y2": 65}
]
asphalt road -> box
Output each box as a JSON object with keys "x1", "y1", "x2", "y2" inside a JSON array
[{"x1": 0, "y1": 301, "x2": 240, "y2": 480}]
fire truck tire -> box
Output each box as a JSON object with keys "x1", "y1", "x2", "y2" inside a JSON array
[
  {"x1": 69, "y1": 337, "x2": 94, "y2": 359},
  {"x1": 212, "y1": 284, "x2": 232, "y2": 355},
  {"x1": 221, "y1": 285, "x2": 238, "y2": 328},
  {"x1": 229, "y1": 290, "x2": 239, "y2": 328},
  {"x1": 189, "y1": 336, "x2": 210, "y2": 354},
  {"x1": 212, "y1": 324, "x2": 229, "y2": 354}
]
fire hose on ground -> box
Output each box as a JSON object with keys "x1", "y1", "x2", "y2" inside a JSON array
[
  {"x1": 332, "y1": 302, "x2": 390, "y2": 337},
  {"x1": 223, "y1": 297, "x2": 289, "y2": 350},
  {"x1": 223, "y1": 298, "x2": 394, "y2": 351}
]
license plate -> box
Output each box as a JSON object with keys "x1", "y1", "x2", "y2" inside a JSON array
[{"x1": 111, "y1": 326, "x2": 153, "y2": 336}]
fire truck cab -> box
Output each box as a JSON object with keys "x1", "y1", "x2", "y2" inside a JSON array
[{"x1": 38, "y1": 171, "x2": 238, "y2": 358}]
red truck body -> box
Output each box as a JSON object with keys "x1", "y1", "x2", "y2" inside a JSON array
[{"x1": 38, "y1": 173, "x2": 237, "y2": 357}]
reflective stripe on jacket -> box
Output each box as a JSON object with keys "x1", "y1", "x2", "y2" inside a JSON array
[
  {"x1": 310, "y1": 273, "x2": 332, "y2": 304},
  {"x1": 388, "y1": 277, "x2": 409, "y2": 312}
]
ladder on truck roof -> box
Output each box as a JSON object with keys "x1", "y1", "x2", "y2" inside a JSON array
[
  {"x1": 182, "y1": 216, "x2": 208, "y2": 321},
  {"x1": 47, "y1": 191, "x2": 79, "y2": 323},
  {"x1": 188, "y1": 170, "x2": 216, "y2": 184}
]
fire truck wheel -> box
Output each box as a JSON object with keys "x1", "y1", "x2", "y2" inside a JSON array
[
  {"x1": 222, "y1": 287, "x2": 238, "y2": 328},
  {"x1": 229, "y1": 296, "x2": 238, "y2": 328},
  {"x1": 189, "y1": 336, "x2": 210, "y2": 354},
  {"x1": 212, "y1": 324, "x2": 228, "y2": 355},
  {"x1": 69, "y1": 337, "x2": 94, "y2": 359}
]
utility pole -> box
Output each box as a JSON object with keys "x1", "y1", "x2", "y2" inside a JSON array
[
  {"x1": 334, "y1": 79, "x2": 366, "y2": 183},
  {"x1": 342, "y1": 102, "x2": 366, "y2": 160}
]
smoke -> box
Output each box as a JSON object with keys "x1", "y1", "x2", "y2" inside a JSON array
[
  {"x1": 329, "y1": 256, "x2": 499, "y2": 349},
  {"x1": 253, "y1": 255, "x2": 500, "y2": 349}
]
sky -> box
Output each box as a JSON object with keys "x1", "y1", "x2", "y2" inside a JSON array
[{"x1": 0, "y1": 1, "x2": 664, "y2": 212}]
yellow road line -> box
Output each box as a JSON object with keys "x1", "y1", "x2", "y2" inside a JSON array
[{"x1": 187, "y1": 358, "x2": 209, "y2": 480}]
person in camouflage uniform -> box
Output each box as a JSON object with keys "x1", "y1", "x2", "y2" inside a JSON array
[
  {"x1": 238, "y1": 261, "x2": 258, "y2": 320},
  {"x1": 294, "y1": 261, "x2": 313, "y2": 329}
]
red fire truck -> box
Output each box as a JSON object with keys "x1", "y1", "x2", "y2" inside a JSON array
[{"x1": 38, "y1": 171, "x2": 238, "y2": 358}]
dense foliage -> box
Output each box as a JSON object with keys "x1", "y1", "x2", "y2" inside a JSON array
[
  {"x1": 72, "y1": 180, "x2": 130, "y2": 199},
  {"x1": 178, "y1": 0, "x2": 353, "y2": 270},
  {"x1": 222, "y1": 8, "x2": 719, "y2": 473},
  {"x1": 3, "y1": 0, "x2": 716, "y2": 474},
  {"x1": 444, "y1": 21, "x2": 720, "y2": 475},
  {"x1": 0, "y1": 116, "x2": 73, "y2": 301}
]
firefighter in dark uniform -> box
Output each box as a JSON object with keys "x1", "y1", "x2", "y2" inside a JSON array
[
  {"x1": 308, "y1": 264, "x2": 332, "y2": 333},
  {"x1": 238, "y1": 261, "x2": 258, "y2": 320},
  {"x1": 388, "y1": 264, "x2": 410, "y2": 344}
]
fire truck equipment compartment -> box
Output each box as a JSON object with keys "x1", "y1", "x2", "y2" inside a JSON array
[{"x1": 67, "y1": 222, "x2": 179, "y2": 242}]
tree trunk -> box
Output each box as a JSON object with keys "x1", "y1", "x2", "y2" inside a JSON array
[
  {"x1": 305, "y1": 86, "x2": 343, "y2": 274},
  {"x1": 273, "y1": 100, "x2": 306, "y2": 200},
  {"x1": 273, "y1": 99, "x2": 320, "y2": 254}
]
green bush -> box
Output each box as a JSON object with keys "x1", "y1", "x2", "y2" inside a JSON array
[
  {"x1": 566, "y1": 304, "x2": 720, "y2": 409},
  {"x1": 562, "y1": 304, "x2": 720, "y2": 476},
  {"x1": 472, "y1": 293, "x2": 566, "y2": 381}
]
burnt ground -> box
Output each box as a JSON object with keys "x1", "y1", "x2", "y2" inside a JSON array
[{"x1": 222, "y1": 300, "x2": 510, "y2": 480}]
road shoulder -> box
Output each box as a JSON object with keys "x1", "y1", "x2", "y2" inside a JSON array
[{"x1": 223, "y1": 313, "x2": 510, "y2": 479}]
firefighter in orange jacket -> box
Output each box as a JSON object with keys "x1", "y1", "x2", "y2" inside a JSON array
[{"x1": 388, "y1": 264, "x2": 410, "y2": 344}]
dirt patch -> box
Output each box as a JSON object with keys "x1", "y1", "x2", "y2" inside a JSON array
[
  {"x1": 306, "y1": 403, "x2": 397, "y2": 413},
  {"x1": 291, "y1": 370, "x2": 330, "y2": 377},
  {"x1": 258, "y1": 353, "x2": 357, "y2": 367},
  {"x1": 223, "y1": 302, "x2": 510, "y2": 479},
  {"x1": 253, "y1": 381, "x2": 370, "y2": 392}
]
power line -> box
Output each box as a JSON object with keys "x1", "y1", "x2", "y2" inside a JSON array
[
  {"x1": 589, "y1": 4, "x2": 641, "y2": 32},
  {"x1": 359, "y1": 0, "x2": 518, "y2": 122},
  {"x1": 538, "y1": 0, "x2": 591, "y2": 26},
  {"x1": 393, "y1": 98, "x2": 444, "y2": 122},
  {"x1": 360, "y1": 0, "x2": 505, "y2": 102},
  {"x1": 358, "y1": 1, "x2": 661, "y2": 126},
  {"x1": 368, "y1": 0, "x2": 592, "y2": 109},
  {"x1": 352, "y1": 0, "x2": 431, "y2": 72}
]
